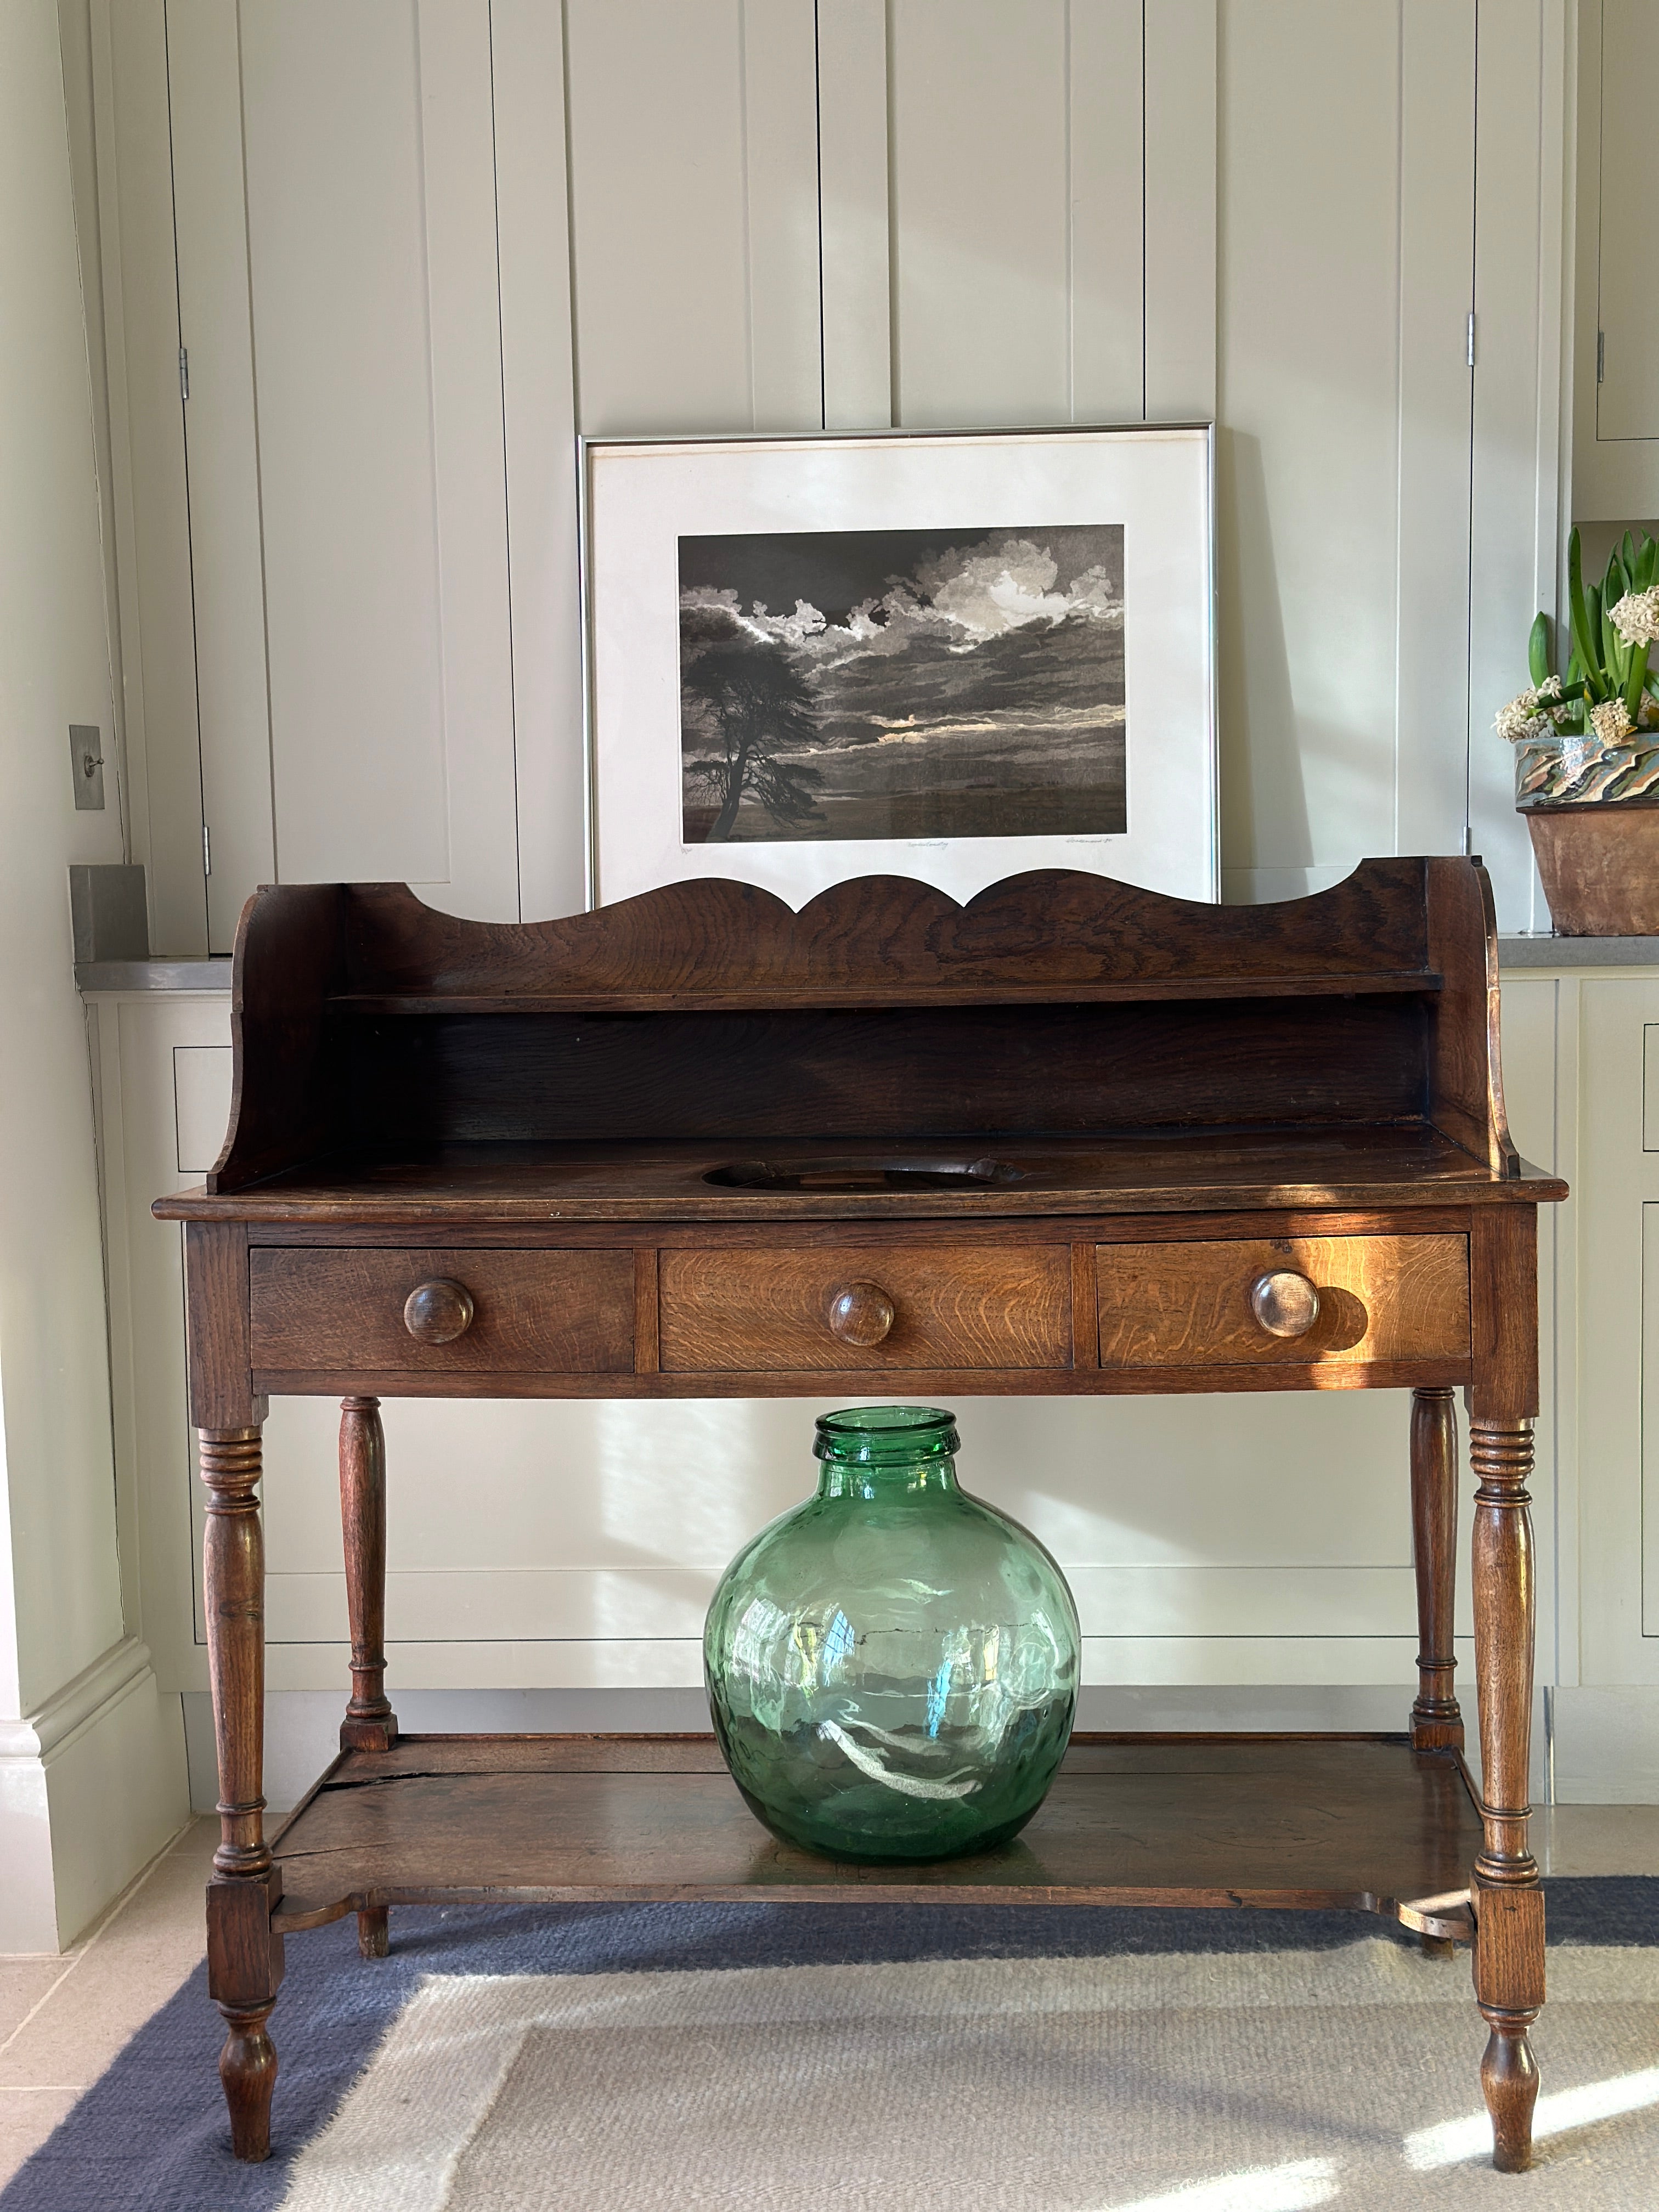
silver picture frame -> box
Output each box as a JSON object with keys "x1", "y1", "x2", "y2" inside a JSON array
[{"x1": 580, "y1": 423, "x2": 1218, "y2": 910}]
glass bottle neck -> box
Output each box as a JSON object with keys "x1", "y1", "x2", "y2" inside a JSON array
[{"x1": 816, "y1": 1457, "x2": 961, "y2": 1502}]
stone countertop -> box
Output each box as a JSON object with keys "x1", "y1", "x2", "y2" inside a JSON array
[
  {"x1": 1499, "y1": 935, "x2": 1659, "y2": 967},
  {"x1": 76, "y1": 958, "x2": 233, "y2": 991}
]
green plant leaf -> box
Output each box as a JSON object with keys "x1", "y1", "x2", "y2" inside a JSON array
[
  {"x1": 1640, "y1": 535, "x2": 1658, "y2": 590},
  {"x1": 1628, "y1": 641, "x2": 1653, "y2": 720},
  {"x1": 1592, "y1": 582, "x2": 1611, "y2": 674},
  {"x1": 1605, "y1": 557, "x2": 1630, "y2": 669},
  {"x1": 1624, "y1": 531, "x2": 1638, "y2": 580},
  {"x1": 1605, "y1": 588, "x2": 1638, "y2": 689},
  {"x1": 1568, "y1": 528, "x2": 1604, "y2": 695},
  {"x1": 1528, "y1": 611, "x2": 1551, "y2": 686}
]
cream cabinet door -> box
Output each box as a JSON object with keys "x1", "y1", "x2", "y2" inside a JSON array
[{"x1": 1574, "y1": 0, "x2": 1659, "y2": 516}]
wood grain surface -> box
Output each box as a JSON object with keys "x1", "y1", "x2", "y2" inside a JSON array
[
  {"x1": 193, "y1": 861, "x2": 1527, "y2": 1198},
  {"x1": 159, "y1": 1128, "x2": 1566, "y2": 1226},
  {"x1": 267, "y1": 1731, "x2": 1483, "y2": 1926},
  {"x1": 1409, "y1": 1388, "x2": 1464, "y2": 1752},
  {"x1": 249, "y1": 1248, "x2": 634, "y2": 1372},
  {"x1": 1096, "y1": 1234, "x2": 1470, "y2": 1368},
  {"x1": 659, "y1": 1243, "x2": 1071, "y2": 1372},
  {"x1": 208, "y1": 881, "x2": 342, "y2": 1195},
  {"x1": 185, "y1": 1222, "x2": 262, "y2": 1429},
  {"x1": 251, "y1": 1358, "x2": 1475, "y2": 1401},
  {"x1": 334, "y1": 864, "x2": 1440, "y2": 1003},
  {"x1": 1424, "y1": 855, "x2": 1522, "y2": 1178},
  {"x1": 336, "y1": 997, "x2": 1432, "y2": 1148}
]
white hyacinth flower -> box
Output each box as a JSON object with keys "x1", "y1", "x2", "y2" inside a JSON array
[
  {"x1": 1493, "y1": 675, "x2": 1562, "y2": 743},
  {"x1": 1589, "y1": 697, "x2": 1635, "y2": 748},
  {"x1": 1611, "y1": 586, "x2": 1659, "y2": 647}
]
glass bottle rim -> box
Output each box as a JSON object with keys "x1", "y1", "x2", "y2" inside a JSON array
[{"x1": 814, "y1": 1404, "x2": 959, "y2": 1464}]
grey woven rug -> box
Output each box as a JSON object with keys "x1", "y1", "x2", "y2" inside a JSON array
[
  {"x1": 281, "y1": 1940, "x2": 1659, "y2": 2210},
  {"x1": 5, "y1": 1891, "x2": 1658, "y2": 2210}
]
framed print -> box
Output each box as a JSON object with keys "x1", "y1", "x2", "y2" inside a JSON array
[{"x1": 583, "y1": 425, "x2": 1216, "y2": 909}]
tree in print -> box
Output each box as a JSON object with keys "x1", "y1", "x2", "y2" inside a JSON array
[{"x1": 680, "y1": 603, "x2": 825, "y2": 841}]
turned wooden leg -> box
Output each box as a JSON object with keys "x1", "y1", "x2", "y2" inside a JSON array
[
  {"x1": 340, "y1": 1397, "x2": 398, "y2": 1960},
  {"x1": 1469, "y1": 1417, "x2": 1544, "y2": 2174},
  {"x1": 340, "y1": 1396, "x2": 398, "y2": 1751},
  {"x1": 201, "y1": 1427, "x2": 285, "y2": 2162},
  {"x1": 1410, "y1": 1387, "x2": 1464, "y2": 1751}
]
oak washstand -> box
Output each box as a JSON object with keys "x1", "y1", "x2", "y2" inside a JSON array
[{"x1": 156, "y1": 857, "x2": 1565, "y2": 2171}]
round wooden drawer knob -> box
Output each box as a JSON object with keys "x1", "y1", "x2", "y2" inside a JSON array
[
  {"x1": 403, "y1": 1279, "x2": 475, "y2": 1345},
  {"x1": 1250, "y1": 1269, "x2": 1321, "y2": 1339},
  {"x1": 827, "y1": 1281, "x2": 896, "y2": 1348}
]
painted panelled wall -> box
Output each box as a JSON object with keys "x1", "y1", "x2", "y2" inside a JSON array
[{"x1": 84, "y1": 0, "x2": 1564, "y2": 955}]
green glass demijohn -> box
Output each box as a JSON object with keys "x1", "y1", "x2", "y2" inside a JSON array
[{"x1": 703, "y1": 1406, "x2": 1081, "y2": 1863}]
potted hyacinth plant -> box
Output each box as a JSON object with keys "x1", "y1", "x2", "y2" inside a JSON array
[{"x1": 1497, "y1": 526, "x2": 1659, "y2": 934}]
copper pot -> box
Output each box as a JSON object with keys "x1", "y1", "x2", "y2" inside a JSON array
[{"x1": 1524, "y1": 802, "x2": 1659, "y2": 935}]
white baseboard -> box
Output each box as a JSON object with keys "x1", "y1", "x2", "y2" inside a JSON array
[{"x1": 0, "y1": 1638, "x2": 191, "y2": 1951}]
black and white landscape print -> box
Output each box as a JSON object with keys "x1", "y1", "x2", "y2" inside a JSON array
[{"x1": 677, "y1": 523, "x2": 1127, "y2": 844}]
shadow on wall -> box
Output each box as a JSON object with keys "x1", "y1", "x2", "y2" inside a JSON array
[{"x1": 1217, "y1": 427, "x2": 1313, "y2": 901}]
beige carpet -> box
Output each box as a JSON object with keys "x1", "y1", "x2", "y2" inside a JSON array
[{"x1": 278, "y1": 1942, "x2": 1659, "y2": 2210}]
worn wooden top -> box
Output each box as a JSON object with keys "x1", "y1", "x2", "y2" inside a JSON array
[
  {"x1": 267, "y1": 1731, "x2": 1484, "y2": 1926},
  {"x1": 156, "y1": 1127, "x2": 1565, "y2": 1223}
]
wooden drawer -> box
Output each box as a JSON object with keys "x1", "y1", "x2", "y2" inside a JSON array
[
  {"x1": 249, "y1": 1248, "x2": 635, "y2": 1373},
  {"x1": 1095, "y1": 1234, "x2": 1469, "y2": 1368},
  {"x1": 659, "y1": 1244, "x2": 1071, "y2": 1372}
]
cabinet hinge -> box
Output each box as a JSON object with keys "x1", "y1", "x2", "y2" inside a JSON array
[
  {"x1": 202, "y1": 822, "x2": 212, "y2": 878},
  {"x1": 1598, "y1": 329, "x2": 1606, "y2": 385},
  {"x1": 179, "y1": 345, "x2": 189, "y2": 403},
  {"x1": 1466, "y1": 313, "x2": 1476, "y2": 369}
]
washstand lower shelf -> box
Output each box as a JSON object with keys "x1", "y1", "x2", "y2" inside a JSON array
[{"x1": 268, "y1": 1731, "x2": 1482, "y2": 1936}]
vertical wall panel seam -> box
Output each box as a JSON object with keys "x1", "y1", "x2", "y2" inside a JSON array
[
  {"x1": 1548, "y1": 0, "x2": 1573, "y2": 938},
  {"x1": 231, "y1": 0, "x2": 281, "y2": 895},
  {"x1": 559, "y1": 0, "x2": 582, "y2": 431},
  {"x1": 409, "y1": 3, "x2": 455, "y2": 880},
  {"x1": 1063, "y1": 0, "x2": 1074, "y2": 422},
  {"x1": 1390, "y1": 0, "x2": 1405, "y2": 856},
  {"x1": 63, "y1": 12, "x2": 132, "y2": 861},
  {"x1": 736, "y1": 0, "x2": 755, "y2": 430},
  {"x1": 1593, "y1": 0, "x2": 1604, "y2": 447},
  {"x1": 87, "y1": 2, "x2": 139, "y2": 866},
  {"x1": 1530, "y1": 0, "x2": 1554, "y2": 943},
  {"x1": 1463, "y1": 0, "x2": 1481, "y2": 851},
  {"x1": 884, "y1": 0, "x2": 899, "y2": 426},
  {"x1": 1531, "y1": 0, "x2": 1575, "y2": 942},
  {"x1": 484, "y1": 0, "x2": 522, "y2": 919},
  {"x1": 1139, "y1": 0, "x2": 1147, "y2": 420},
  {"x1": 158, "y1": 0, "x2": 210, "y2": 948},
  {"x1": 812, "y1": 0, "x2": 826, "y2": 430}
]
